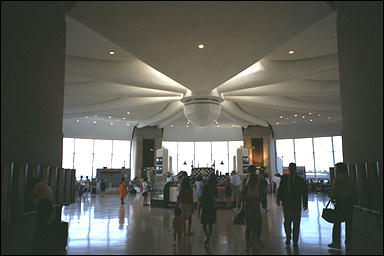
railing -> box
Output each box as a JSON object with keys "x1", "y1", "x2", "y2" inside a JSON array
[
  {"x1": 1, "y1": 162, "x2": 76, "y2": 253},
  {"x1": 347, "y1": 161, "x2": 383, "y2": 216}
]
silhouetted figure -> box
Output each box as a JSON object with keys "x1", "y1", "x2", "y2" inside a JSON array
[
  {"x1": 180, "y1": 176, "x2": 194, "y2": 235},
  {"x1": 198, "y1": 184, "x2": 217, "y2": 244},
  {"x1": 119, "y1": 177, "x2": 127, "y2": 205},
  {"x1": 277, "y1": 163, "x2": 308, "y2": 247},
  {"x1": 208, "y1": 173, "x2": 218, "y2": 199},
  {"x1": 328, "y1": 162, "x2": 357, "y2": 250}
]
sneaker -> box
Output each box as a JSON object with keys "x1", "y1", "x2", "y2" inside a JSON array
[{"x1": 328, "y1": 243, "x2": 341, "y2": 249}]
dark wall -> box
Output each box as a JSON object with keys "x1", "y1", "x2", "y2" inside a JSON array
[
  {"x1": 1, "y1": 2, "x2": 71, "y2": 167},
  {"x1": 331, "y1": 2, "x2": 383, "y2": 165},
  {"x1": 251, "y1": 138, "x2": 264, "y2": 166},
  {"x1": 142, "y1": 139, "x2": 155, "y2": 168}
]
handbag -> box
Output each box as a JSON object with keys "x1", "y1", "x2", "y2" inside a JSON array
[
  {"x1": 322, "y1": 199, "x2": 341, "y2": 223},
  {"x1": 233, "y1": 202, "x2": 245, "y2": 225}
]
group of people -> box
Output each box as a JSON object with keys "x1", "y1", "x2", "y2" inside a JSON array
[
  {"x1": 172, "y1": 162, "x2": 356, "y2": 251},
  {"x1": 119, "y1": 176, "x2": 149, "y2": 206},
  {"x1": 76, "y1": 175, "x2": 91, "y2": 198}
]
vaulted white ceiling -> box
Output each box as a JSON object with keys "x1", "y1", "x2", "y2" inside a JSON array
[{"x1": 64, "y1": 1, "x2": 342, "y2": 140}]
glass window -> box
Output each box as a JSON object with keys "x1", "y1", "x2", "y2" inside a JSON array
[
  {"x1": 294, "y1": 138, "x2": 315, "y2": 174},
  {"x1": 195, "y1": 142, "x2": 212, "y2": 168},
  {"x1": 112, "y1": 140, "x2": 130, "y2": 169},
  {"x1": 276, "y1": 139, "x2": 295, "y2": 167},
  {"x1": 332, "y1": 136, "x2": 343, "y2": 164},
  {"x1": 162, "y1": 141, "x2": 178, "y2": 174},
  {"x1": 229, "y1": 141, "x2": 244, "y2": 172},
  {"x1": 177, "y1": 142, "x2": 194, "y2": 175},
  {"x1": 62, "y1": 138, "x2": 75, "y2": 169},
  {"x1": 314, "y1": 137, "x2": 334, "y2": 176},
  {"x1": 212, "y1": 141, "x2": 229, "y2": 174},
  {"x1": 93, "y1": 140, "x2": 113, "y2": 174},
  {"x1": 73, "y1": 139, "x2": 94, "y2": 179}
]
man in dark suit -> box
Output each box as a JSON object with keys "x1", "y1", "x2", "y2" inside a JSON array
[{"x1": 277, "y1": 162, "x2": 308, "y2": 247}]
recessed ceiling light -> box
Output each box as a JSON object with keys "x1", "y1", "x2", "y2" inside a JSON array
[
  {"x1": 318, "y1": 114, "x2": 321, "y2": 116},
  {"x1": 171, "y1": 125, "x2": 174, "y2": 128},
  {"x1": 293, "y1": 121, "x2": 296, "y2": 123},
  {"x1": 232, "y1": 124, "x2": 236, "y2": 127},
  {"x1": 85, "y1": 116, "x2": 89, "y2": 118},
  {"x1": 327, "y1": 117, "x2": 331, "y2": 119},
  {"x1": 294, "y1": 114, "x2": 298, "y2": 117},
  {"x1": 286, "y1": 117, "x2": 289, "y2": 120},
  {"x1": 76, "y1": 119, "x2": 79, "y2": 122},
  {"x1": 94, "y1": 115, "x2": 98, "y2": 117},
  {"x1": 280, "y1": 116, "x2": 283, "y2": 119},
  {"x1": 308, "y1": 113, "x2": 312, "y2": 115},
  {"x1": 126, "y1": 123, "x2": 130, "y2": 126},
  {"x1": 93, "y1": 121, "x2": 97, "y2": 124},
  {"x1": 122, "y1": 117, "x2": 126, "y2": 120},
  {"x1": 108, "y1": 116, "x2": 112, "y2": 119},
  {"x1": 198, "y1": 44, "x2": 204, "y2": 49},
  {"x1": 288, "y1": 50, "x2": 295, "y2": 54},
  {"x1": 110, "y1": 122, "x2": 114, "y2": 125},
  {"x1": 302, "y1": 116, "x2": 305, "y2": 118},
  {"x1": 127, "y1": 112, "x2": 130, "y2": 115},
  {"x1": 310, "y1": 119, "x2": 313, "y2": 122},
  {"x1": 276, "y1": 122, "x2": 280, "y2": 125},
  {"x1": 109, "y1": 51, "x2": 115, "y2": 55}
]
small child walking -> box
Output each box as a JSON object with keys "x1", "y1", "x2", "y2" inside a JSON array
[{"x1": 173, "y1": 207, "x2": 185, "y2": 244}]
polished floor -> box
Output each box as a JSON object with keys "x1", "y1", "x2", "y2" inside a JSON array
[{"x1": 61, "y1": 192, "x2": 382, "y2": 255}]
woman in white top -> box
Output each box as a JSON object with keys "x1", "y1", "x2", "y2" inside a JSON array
[{"x1": 142, "y1": 177, "x2": 149, "y2": 206}]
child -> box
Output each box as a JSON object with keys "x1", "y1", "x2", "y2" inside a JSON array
[
  {"x1": 119, "y1": 177, "x2": 127, "y2": 205},
  {"x1": 173, "y1": 207, "x2": 185, "y2": 244}
]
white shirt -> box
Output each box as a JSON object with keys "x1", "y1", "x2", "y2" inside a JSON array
[
  {"x1": 79, "y1": 178, "x2": 85, "y2": 186},
  {"x1": 142, "y1": 181, "x2": 149, "y2": 192},
  {"x1": 230, "y1": 174, "x2": 242, "y2": 186},
  {"x1": 272, "y1": 176, "x2": 281, "y2": 187}
]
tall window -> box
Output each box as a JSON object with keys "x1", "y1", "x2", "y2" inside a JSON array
[
  {"x1": 62, "y1": 138, "x2": 75, "y2": 169},
  {"x1": 314, "y1": 137, "x2": 334, "y2": 177},
  {"x1": 275, "y1": 136, "x2": 343, "y2": 179},
  {"x1": 276, "y1": 139, "x2": 295, "y2": 167},
  {"x1": 332, "y1": 136, "x2": 343, "y2": 164},
  {"x1": 111, "y1": 140, "x2": 131, "y2": 168},
  {"x1": 178, "y1": 142, "x2": 194, "y2": 175},
  {"x1": 73, "y1": 139, "x2": 94, "y2": 179},
  {"x1": 294, "y1": 138, "x2": 315, "y2": 175},
  {"x1": 195, "y1": 142, "x2": 212, "y2": 168},
  {"x1": 93, "y1": 139, "x2": 113, "y2": 171},
  {"x1": 212, "y1": 141, "x2": 229, "y2": 174}
]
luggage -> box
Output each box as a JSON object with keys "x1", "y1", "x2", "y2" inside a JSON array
[{"x1": 45, "y1": 221, "x2": 68, "y2": 250}]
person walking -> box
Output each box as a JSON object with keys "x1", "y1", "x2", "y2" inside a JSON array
[
  {"x1": 224, "y1": 173, "x2": 232, "y2": 209},
  {"x1": 195, "y1": 175, "x2": 204, "y2": 217},
  {"x1": 272, "y1": 173, "x2": 281, "y2": 194},
  {"x1": 239, "y1": 165, "x2": 264, "y2": 250},
  {"x1": 84, "y1": 176, "x2": 91, "y2": 197},
  {"x1": 198, "y1": 184, "x2": 217, "y2": 244},
  {"x1": 77, "y1": 176, "x2": 85, "y2": 198},
  {"x1": 173, "y1": 207, "x2": 185, "y2": 244},
  {"x1": 208, "y1": 172, "x2": 218, "y2": 199},
  {"x1": 230, "y1": 170, "x2": 242, "y2": 208},
  {"x1": 328, "y1": 162, "x2": 357, "y2": 250},
  {"x1": 119, "y1": 177, "x2": 127, "y2": 205},
  {"x1": 277, "y1": 162, "x2": 308, "y2": 247},
  {"x1": 180, "y1": 176, "x2": 194, "y2": 235}
]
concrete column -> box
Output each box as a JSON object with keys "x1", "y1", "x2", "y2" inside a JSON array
[
  {"x1": 330, "y1": 2, "x2": 383, "y2": 165},
  {"x1": 243, "y1": 125, "x2": 277, "y2": 179},
  {"x1": 132, "y1": 126, "x2": 163, "y2": 178},
  {"x1": 1, "y1": 1, "x2": 74, "y2": 167}
]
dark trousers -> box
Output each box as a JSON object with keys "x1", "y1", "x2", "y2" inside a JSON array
[
  {"x1": 332, "y1": 197, "x2": 354, "y2": 245},
  {"x1": 283, "y1": 208, "x2": 301, "y2": 243}
]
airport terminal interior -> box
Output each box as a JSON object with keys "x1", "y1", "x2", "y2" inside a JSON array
[{"x1": 1, "y1": 1, "x2": 383, "y2": 255}]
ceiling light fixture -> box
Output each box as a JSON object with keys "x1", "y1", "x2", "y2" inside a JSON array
[
  {"x1": 310, "y1": 119, "x2": 313, "y2": 122},
  {"x1": 127, "y1": 112, "x2": 130, "y2": 115},
  {"x1": 198, "y1": 44, "x2": 204, "y2": 49},
  {"x1": 76, "y1": 119, "x2": 79, "y2": 122},
  {"x1": 93, "y1": 121, "x2": 97, "y2": 124},
  {"x1": 294, "y1": 114, "x2": 298, "y2": 117},
  {"x1": 110, "y1": 122, "x2": 114, "y2": 125},
  {"x1": 108, "y1": 51, "x2": 115, "y2": 55},
  {"x1": 122, "y1": 117, "x2": 126, "y2": 120},
  {"x1": 126, "y1": 124, "x2": 130, "y2": 126},
  {"x1": 108, "y1": 116, "x2": 112, "y2": 119},
  {"x1": 302, "y1": 116, "x2": 305, "y2": 118},
  {"x1": 280, "y1": 116, "x2": 283, "y2": 119},
  {"x1": 171, "y1": 125, "x2": 174, "y2": 128},
  {"x1": 327, "y1": 117, "x2": 331, "y2": 119},
  {"x1": 293, "y1": 121, "x2": 296, "y2": 123},
  {"x1": 288, "y1": 50, "x2": 295, "y2": 54},
  {"x1": 276, "y1": 122, "x2": 279, "y2": 125},
  {"x1": 309, "y1": 113, "x2": 312, "y2": 115}
]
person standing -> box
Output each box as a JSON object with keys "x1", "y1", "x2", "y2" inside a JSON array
[
  {"x1": 230, "y1": 170, "x2": 242, "y2": 208},
  {"x1": 180, "y1": 176, "x2": 194, "y2": 235},
  {"x1": 198, "y1": 184, "x2": 217, "y2": 244},
  {"x1": 78, "y1": 176, "x2": 85, "y2": 198},
  {"x1": 328, "y1": 162, "x2": 356, "y2": 250},
  {"x1": 272, "y1": 173, "x2": 281, "y2": 194},
  {"x1": 224, "y1": 173, "x2": 232, "y2": 209},
  {"x1": 142, "y1": 177, "x2": 149, "y2": 206},
  {"x1": 119, "y1": 177, "x2": 127, "y2": 205},
  {"x1": 84, "y1": 176, "x2": 91, "y2": 197},
  {"x1": 240, "y1": 165, "x2": 264, "y2": 250},
  {"x1": 194, "y1": 175, "x2": 204, "y2": 217},
  {"x1": 277, "y1": 162, "x2": 308, "y2": 247}
]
